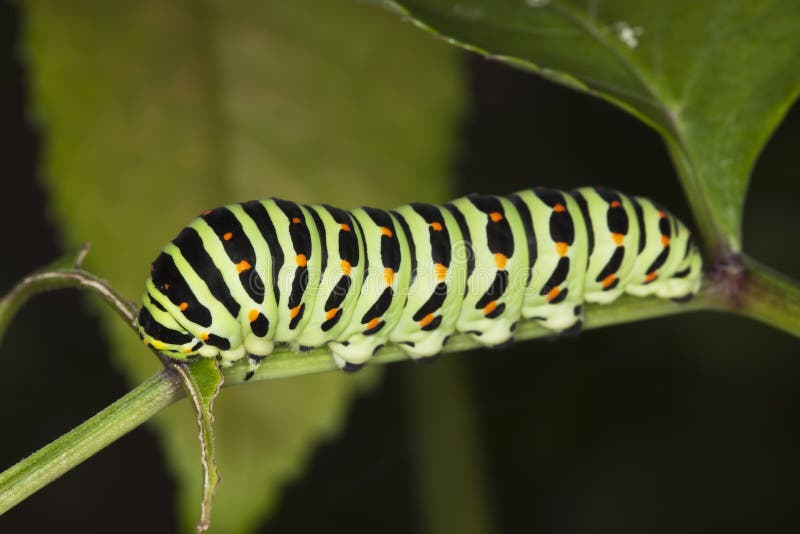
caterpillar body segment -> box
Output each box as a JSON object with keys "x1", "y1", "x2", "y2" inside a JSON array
[
  {"x1": 326, "y1": 207, "x2": 413, "y2": 368},
  {"x1": 514, "y1": 188, "x2": 589, "y2": 331},
  {"x1": 386, "y1": 203, "x2": 466, "y2": 359},
  {"x1": 138, "y1": 187, "x2": 703, "y2": 376}
]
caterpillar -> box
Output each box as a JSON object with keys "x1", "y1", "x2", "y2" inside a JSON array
[{"x1": 138, "y1": 187, "x2": 702, "y2": 378}]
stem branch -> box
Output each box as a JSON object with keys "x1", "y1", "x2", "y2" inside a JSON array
[
  {"x1": 224, "y1": 289, "x2": 713, "y2": 384},
  {"x1": 0, "y1": 251, "x2": 796, "y2": 515},
  {"x1": 740, "y1": 256, "x2": 800, "y2": 335},
  {"x1": 0, "y1": 370, "x2": 183, "y2": 514},
  {"x1": 0, "y1": 246, "x2": 138, "y2": 341}
]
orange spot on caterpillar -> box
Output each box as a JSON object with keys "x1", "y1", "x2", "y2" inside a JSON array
[
  {"x1": 380, "y1": 226, "x2": 393, "y2": 238},
  {"x1": 292, "y1": 217, "x2": 301, "y2": 224},
  {"x1": 489, "y1": 212, "x2": 503, "y2": 223},
  {"x1": 179, "y1": 302, "x2": 188, "y2": 311},
  {"x1": 182, "y1": 347, "x2": 192, "y2": 354},
  {"x1": 163, "y1": 283, "x2": 170, "y2": 290},
  {"x1": 555, "y1": 242, "x2": 569, "y2": 256},
  {"x1": 384, "y1": 268, "x2": 395, "y2": 285},
  {"x1": 202, "y1": 210, "x2": 212, "y2": 216},
  {"x1": 366, "y1": 317, "x2": 381, "y2": 330},
  {"x1": 483, "y1": 300, "x2": 497, "y2": 315},
  {"x1": 546, "y1": 286, "x2": 561, "y2": 302},
  {"x1": 611, "y1": 233, "x2": 625, "y2": 246},
  {"x1": 248, "y1": 309, "x2": 260, "y2": 322},
  {"x1": 340, "y1": 260, "x2": 352, "y2": 276},
  {"x1": 435, "y1": 263, "x2": 448, "y2": 280},
  {"x1": 494, "y1": 253, "x2": 507, "y2": 269},
  {"x1": 296, "y1": 254, "x2": 307, "y2": 267},
  {"x1": 289, "y1": 305, "x2": 302, "y2": 319},
  {"x1": 553, "y1": 203, "x2": 566, "y2": 213},
  {"x1": 610, "y1": 200, "x2": 621, "y2": 208},
  {"x1": 236, "y1": 260, "x2": 252, "y2": 273},
  {"x1": 200, "y1": 332, "x2": 209, "y2": 341},
  {"x1": 661, "y1": 235, "x2": 670, "y2": 246},
  {"x1": 601, "y1": 274, "x2": 617, "y2": 288},
  {"x1": 645, "y1": 272, "x2": 658, "y2": 282},
  {"x1": 325, "y1": 307, "x2": 339, "y2": 320},
  {"x1": 419, "y1": 313, "x2": 435, "y2": 327},
  {"x1": 430, "y1": 221, "x2": 443, "y2": 231},
  {"x1": 658, "y1": 210, "x2": 667, "y2": 219},
  {"x1": 340, "y1": 223, "x2": 351, "y2": 232},
  {"x1": 223, "y1": 232, "x2": 233, "y2": 241}
]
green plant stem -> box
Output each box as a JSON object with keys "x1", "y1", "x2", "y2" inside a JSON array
[
  {"x1": 664, "y1": 133, "x2": 734, "y2": 258},
  {"x1": 0, "y1": 370, "x2": 183, "y2": 515},
  {"x1": 739, "y1": 257, "x2": 800, "y2": 335},
  {"x1": 0, "y1": 291, "x2": 704, "y2": 518},
  {"x1": 0, "y1": 253, "x2": 797, "y2": 515},
  {"x1": 0, "y1": 264, "x2": 138, "y2": 342},
  {"x1": 224, "y1": 290, "x2": 713, "y2": 384}
]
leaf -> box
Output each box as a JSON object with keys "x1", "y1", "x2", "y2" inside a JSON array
[
  {"x1": 170, "y1": 359, "x2": 224, "y2": 532},
  {"x1": 389, "y1": 0, "x2": 800, "y2": 255},
  {"x1": 22, "y1": 0, "x2": 462, "y2": 530}
]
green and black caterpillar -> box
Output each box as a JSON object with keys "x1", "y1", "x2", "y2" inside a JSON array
[{"x1": 138, "y1": 187, "x2": 702, "y2": 378}]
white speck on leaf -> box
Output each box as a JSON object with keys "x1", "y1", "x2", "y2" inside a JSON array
[
  {"x1": 611, "y1": 21, "x2": 644, "y2": 48},
  {"x1": 525, "y1": 0, "x2": 550, "y2": 7}
]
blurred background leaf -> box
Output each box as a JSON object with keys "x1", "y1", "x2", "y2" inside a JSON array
[
  {"x1": 392, "y1": 0, "x2": 800, "y2": 254},
  {"x1": 20, "y1": 0, "x2": 462, "y2": 531}
]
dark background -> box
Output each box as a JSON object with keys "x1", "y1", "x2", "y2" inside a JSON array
[{"x1": 2, "y1": 1, "x2": 799, "y2": 533}]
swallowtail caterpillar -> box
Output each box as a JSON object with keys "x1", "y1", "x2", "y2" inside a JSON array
[{"x1": 138, "y1": 187, "x2": 702, "y2": 379}]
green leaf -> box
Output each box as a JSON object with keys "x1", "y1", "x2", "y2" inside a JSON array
[
  {"x1": 390, "y1": 0, "x2": 800, "y2": 255},
  {"x1": 23, "y1": 0, "x2": 462, "y2": 530},
  {"x1": 170, "y1": 359, "x2": 223, "y2": 532}
]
